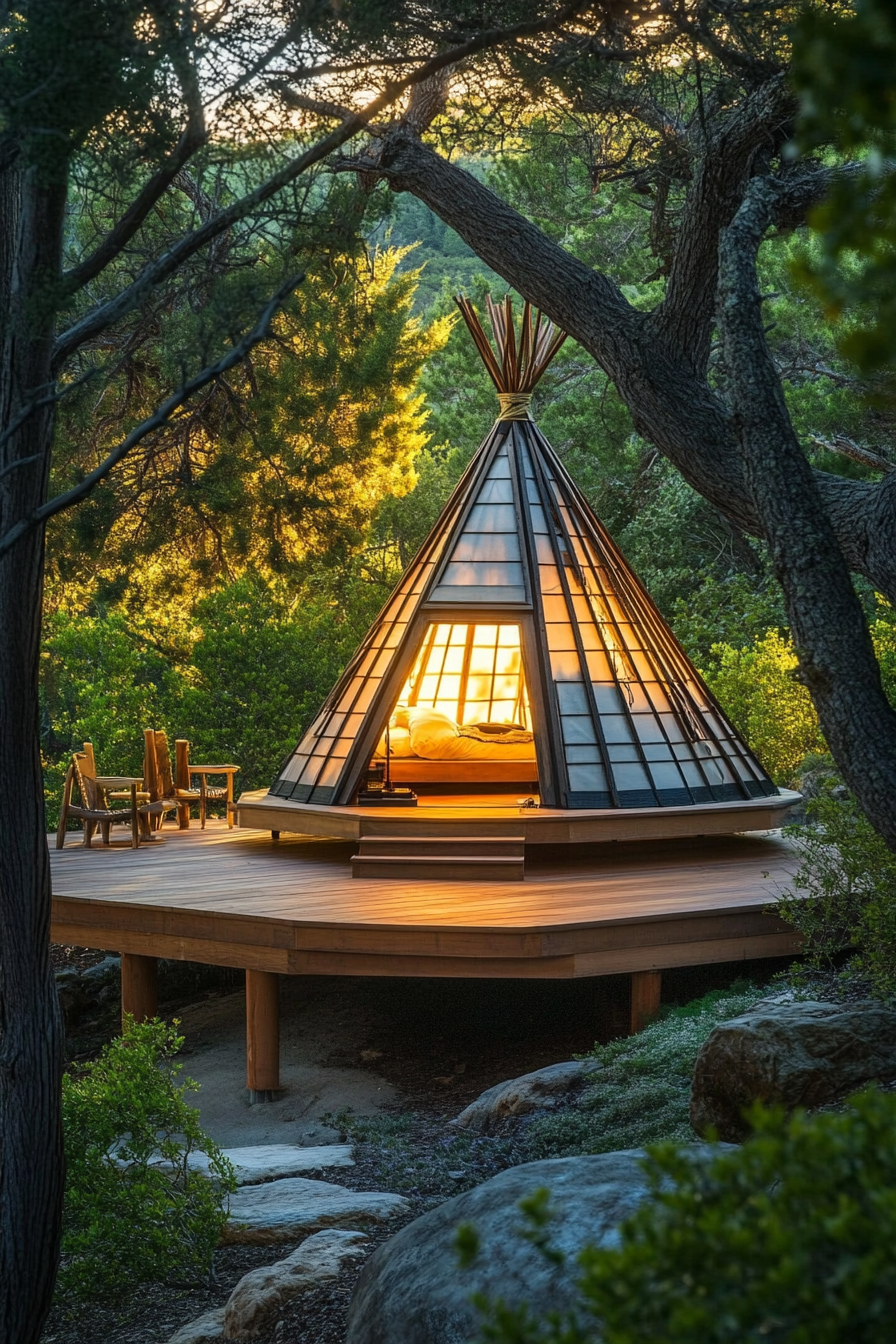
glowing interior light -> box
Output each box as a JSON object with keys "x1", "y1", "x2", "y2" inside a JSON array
[{"x1": 400, "y1": 623, "x2": 530, "y2": 728}]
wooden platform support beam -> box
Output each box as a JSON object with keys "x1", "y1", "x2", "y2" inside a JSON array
[
  {"x1": 246, "y1": 969, "x2": 280, "y2": 1102},
  {"x1": 121, "y1": 953, "x2": 158, "y2": 1027},
  {"x1": 630, "y1": 969, "x2": 661, "y2": 1034}
]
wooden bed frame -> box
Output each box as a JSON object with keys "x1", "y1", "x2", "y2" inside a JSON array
[{"x1": 386, "y1": 758, "x2": 539, "y2": 784}]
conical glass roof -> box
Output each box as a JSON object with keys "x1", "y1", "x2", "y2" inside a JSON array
[{"x1": 269, "y1": 300, "x2": 777, "y2": 811}]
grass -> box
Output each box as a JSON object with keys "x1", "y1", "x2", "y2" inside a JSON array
[
  {"x1": 325, "y1": 1110, "x2": 522, "y2": 1200},
  {"x1": 523, "y1": 982, "x2": 764, "y2": 1159}
]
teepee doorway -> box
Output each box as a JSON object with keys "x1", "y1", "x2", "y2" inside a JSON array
[{"x1": 371, "y1": 621, "x2": 541, "y2": 804}]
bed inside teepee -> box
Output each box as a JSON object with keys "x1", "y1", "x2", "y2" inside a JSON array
[{"x1": 371, "y1": 622, "x2": 540, "y2": 792}]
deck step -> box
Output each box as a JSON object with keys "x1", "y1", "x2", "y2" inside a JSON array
[
  {"x1": 351, "y1": 853, "x2": 525, "y2": 882},
  {"x1": 356, "y1": 835, "x2": 525, "y2": 859}
]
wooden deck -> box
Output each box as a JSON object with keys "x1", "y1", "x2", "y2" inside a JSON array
[{"x1": 50, "y1": 821, "x2": 802, "y2": 981}]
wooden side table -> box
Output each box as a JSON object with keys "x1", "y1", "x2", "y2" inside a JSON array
[{"x1": 188, "y1": 764, "x2": 239, "y2": 828}]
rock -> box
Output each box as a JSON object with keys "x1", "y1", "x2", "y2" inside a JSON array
[
  {"x1": 153, "y1": 1144, "x2": 355, "y2": 1185},
  {"x1": 223, "y1": 1229, "x2": 367, "y2": 1338},
  {"x1": 80, "y1": 954, "x2": 121, "y2": 982},
  {"x1": 452, "y1": 1060, "x2": 591, "y2": 1134},
  {"x1": 690, "y1": 999, "x2": 896, "y2": 1141},
  {"x1": 166, "y1": 1307, "x2": 226, "y2": 1344},
  {"x1": 223, "y1": 1176, "x2": 410, "y2": 1245},
  {"x1": 345, "y1": 1150, "x2": 668, "y2": 1344}
]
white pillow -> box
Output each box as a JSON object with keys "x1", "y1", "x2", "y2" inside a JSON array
[
  {"x1": 374, "y1": 726, "x2": 414, "y2": 758},
  {"x1": 407, "y1": 707, "x2": 459, "y2": 758}
]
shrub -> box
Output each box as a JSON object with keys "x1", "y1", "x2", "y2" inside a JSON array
[
  {"x1": 777, "y1": 793, "x2": 896, "y2": 1000},
  {"x1": 523, "y1": 985, "x2": 761, "y2": 1159},
  {"x1": 467, "y1": 1089, "x2": 896, "y2": 1344},
  {"x1": 60, "y1": 1018, "x2": 234, "y2": 1299},
  {"x1": 701, "y1": 630, "x2": 825, "y2": 783}
]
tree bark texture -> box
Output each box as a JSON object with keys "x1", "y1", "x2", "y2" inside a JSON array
[
  {"x1": 718, "y1": 177, "x2": 896, "y2": 851},
  {"x1": 0, "y1": 163, "x2": 67, "y2": 1344},
  {"x1": 371, "y1": 114, "x2": 896, "y2": 606}
]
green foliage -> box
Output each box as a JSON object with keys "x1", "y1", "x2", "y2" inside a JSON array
[
  {"x1": 524, "y1": 985, "x2": 761, "y2": 1160},
  {"x1": 41, "y1": 610, "x2": 183, "y2": 823},
  {"x1": 182, "y1": 574, "x2": 375, "y2": 791},
  {"x1": 471, "y1": 1090, "x2": 896, "y2": 1343},
  {"x1": 792, "y1": 0, "x2": 896, "y2": 389},
  {"x1": 700, "y1": 630, "x2": 826, "y2": 784},
  {"x1": 60, "y1": 1018, "x2": 234, "y2": 1299},
  {"x1": 778, "y1": 794, "x2": 896, "y2": 1000}
]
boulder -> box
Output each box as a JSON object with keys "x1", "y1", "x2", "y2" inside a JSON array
[
  {"x1": 223, "y1": 1229, "x2": 367, "y2": 1338},
  {"x1": 154, "y1": 1143, "x2": 355, "y2": 1185},
  {"x1": 452, "y1": 1061, "x2": 591, "y2": 1134},
  {"x1": 345, "y1": 1150, "x2": 658, "y2": 1344},
  {"x1": 223, "y1": 1176, "x2": 410, "y2": 1245},
  {"x1": 167, "y1": 1308, "x2": 226, "y2": 1344},
  {"x1": 690, "y1": 1000, "x2": 896, "y2": 1141}
]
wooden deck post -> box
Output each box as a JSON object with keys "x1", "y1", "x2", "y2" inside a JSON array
[
  {"x1": 630, "y1": 969, "x2": 661, "y2": 1033},
  {"x1": 246, "y1": 969, "x2": 280, "y2": 1102},
  {"x1": 121, "y1": 953, "x2": 158, "y2": 1026}
]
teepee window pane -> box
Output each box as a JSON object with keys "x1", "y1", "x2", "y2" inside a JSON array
[
  {"x1": 488, "y1": 454, "x2": 511, "y2": 478},
  {"x1": 593, "y1": 684, "x2": 623, "y2": 713},
  {"x1": 561, "y1": 715, "x2": 597, "y2": 745},
  {"x1": 603, "y1": 715, "x2": 634, "y2": 744},
  {"x1": 453, "y1": 533, "x2": 520, "y2": 562},
  {"x1": 613, "y1": 763, "x2": 652, "y2": 790},
  {"x1": 632, "y1": 715, "x2": 666, "y2": 745},
  {"x1": 535, "y1": 534, "x2": 556, "y2": 564},
  {"x1": 643, "y1": 743, "x2": 674, "y2": 761},
  {"x1": 467, "y1": 503, "x2": 516, "y2": 531},
  {"x1": 528, "y1": 495, "x2": 549, "y2": 525},
  {"x1": 475, "y1": 478, "x2": 514, "y2": 504},
  {"x1": 608, "y1": 744, "x2": 640, "y2": 762},
  {"x1": 557, "y1": 683, "x2": 588, "y2": 714},
  {"x1": 568, "y1": 764, "x2": 607, "y2": 790},
  {"x1": 539, "y1": 565, "x2": 564, "y2": 595},
  {"x1": 650, "y1": 763, "x2": 685, "y2": 790},
  {"x1": 566, "y1": 744, "x2": 602, "y2": 763},
  {"x1": 549, "y1": 649, "x2": 581, "y2": 679}
]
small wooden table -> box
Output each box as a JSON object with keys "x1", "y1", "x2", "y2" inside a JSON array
[
  {"x1": 94, "y1": 776, "x2": 144, "y2": 848},
  {"x1": 188, "y1": 764, "x2": 239, "y2": 828}
]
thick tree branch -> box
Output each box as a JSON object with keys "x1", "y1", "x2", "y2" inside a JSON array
[
  {"x1": 1, "y1": 275, "x2": 302, "y2": 557},
  {"x1": 62, "y1": 36, "x2": 208, "y2": 295},
  {"x1": 655, "y1": 73, "x2": 796, "y2": 372},
  {"x1": 718, "y1": 174, "x2": 896, "y2": 848},
  {"x1": 366, "y1": 129, "x2": 896, "y2": 602},
  {"x1": 53, "y1": 2, "x2": 589, "y2": 368}
]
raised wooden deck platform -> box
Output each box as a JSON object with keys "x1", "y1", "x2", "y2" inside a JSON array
[
  {"x1": 237, "y1": 787, "x2": 802, "y2": 846},
  {"x1": 49, "y1": 821, "x2": 803, "y2": 1094}
]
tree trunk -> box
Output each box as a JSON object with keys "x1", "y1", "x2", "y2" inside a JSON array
[
  {"x1": 719, "y1": 178, "x2": 896, "y2": 851},
  {"x1": 0, "y1": 162, "x2": 67, "y2": 1344}
]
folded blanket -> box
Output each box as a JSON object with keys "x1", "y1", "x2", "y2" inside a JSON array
[{"x1": 459, "y1": 725, "x2": 534, "y2": 745}]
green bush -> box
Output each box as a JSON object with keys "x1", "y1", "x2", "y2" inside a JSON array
[
  {"x1": 60, "y1": 1018, "x2": 234, "y2": 1299},
  {"x1": 468, "y1": 1090, "x2": 896, "y2": 1344},
  {"x1": 778, "y1": 793, "x2": 896, "y2": 1000},
  {"x1": 524, "y1": 985, "x2": 761, "y2": 1159}
]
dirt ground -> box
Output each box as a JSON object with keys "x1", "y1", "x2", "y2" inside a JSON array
[{"x1": 42, "y1": 949, "x2": 793, "y2": 1344}]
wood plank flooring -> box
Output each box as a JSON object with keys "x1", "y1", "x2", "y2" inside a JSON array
[{"x1": 50, "y1": 821, "x2": 804, "y2": 979}]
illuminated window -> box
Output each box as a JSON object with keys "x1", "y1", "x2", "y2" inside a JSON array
[{"x1": 401, "y1": 623, "x2": 530, "y2": 728}]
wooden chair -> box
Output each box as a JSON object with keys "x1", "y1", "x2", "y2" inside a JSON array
[
  {"x1": 142, "y1": 729, "x2": 182, "y2": 831},
  {"x1": 174, "y1": 737, "x2": 230, "y2": 829},
  {"x1": 80, "y1": 741, "x2": 150, "y2": 809},
  {"x1": 56, "y1": 752, "x2": 139, "y2": 850}
]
